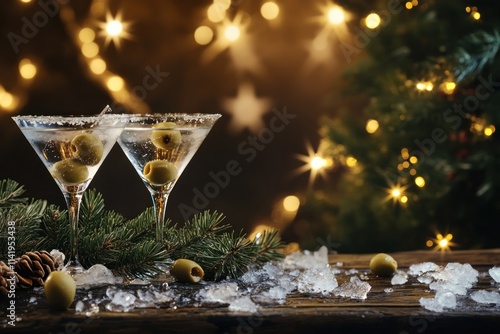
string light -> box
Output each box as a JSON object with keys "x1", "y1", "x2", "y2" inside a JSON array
[
  {"x1": 327, "y1": 6, "x2": 345, "y2": 25},
  {"x1": 384, "y1": 180, "x2": 408, "y2": 204},
  {"x1": 214, "y1": 0, "x2": 231, "y2": 10},
  {"x1": 409, "y1": 156, "x2": 418, "y2": 164},
  {"x1": 98, "y1": 11, "x2": 133, "y2": 48},
  {"x1": 294, "y1": 141, "x2": 333, "y2": 187},
  {"x1": 224, "y1": 24, "x2": 241, "y2": 41},
  {"x1": 346, "y1": 156, "x2": 357, "y2": 167},
  {"x1": 365, "y1": 13, "x2": 381, "y2": 29},
  {"x1": 466, "y1": 6, "x2": 481, "y2": 20},
  {"x1": 440, "y1": 81, "x2": 456, "y2": 94},
  {"x1": 427, "y1": 233, "x2": 455, "y2": 252},
  {"x1": 366, "y1": 119, "x2": 379, "y2": 134},
  {"x1": 484, "y1": 125, "x2": 496, "y2": 137},
  {"x1": 401, "y1": 148, "x2": 409, "y2": 160},
  {"x1": 416, "y1": 81, "x2": 433, "y2": 91},
  {"x1": 261, "y1": 2, "x2": 280, "y2": 21}
]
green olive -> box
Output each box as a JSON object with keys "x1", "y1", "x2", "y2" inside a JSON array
[
  {"x1": 44, "y1": 271, "x2": 76, "y2": 310},
  {"x1": 52, "y1": 159, "x2": 89, "y2": 184},
  {"x1": 369, "y1": 253, "x2": 398, "y2": 276},
  {"x1": 150, "y1": 122, "x2": 182, "y2": 151},
  {"x1": 170, "y1": 259, "x2": 204, "y2": 283},
  {"x1": 143, "y1": 160, "x2": 177, "y2": 185},
  {"x1": 70, "y1": 133, "x2": 103, "y2": 166}
]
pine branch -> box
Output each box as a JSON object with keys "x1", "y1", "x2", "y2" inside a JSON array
[
  {"x1": 0, "y1": 179, "x2": 27, "y2": 207},
  {"x1": 166, "y1": 211, "x2": 230, "y2": 258},
  {"x1": 0, "y1": 179, "x2": 285, "y2": 281},
  {"x1": 453, "y1": 30, "x2": 500, "y2": 85}
]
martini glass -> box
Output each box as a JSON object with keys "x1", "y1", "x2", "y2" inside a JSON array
[
  {"x1": 117, "y1": 114, "x2": 221, "y2": 254},
  {"x1": 12, "y1": 114, "x2": 127, "y2": 275}
]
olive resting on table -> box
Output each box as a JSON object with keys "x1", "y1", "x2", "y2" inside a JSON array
[
  {"x1": 369, "y1": 253, "x2": 398, "y2": 276},
  {"x1": 170, "y1": 259, "x2": 205, "y2": 283},
  {"x1": 150, "y1": 122, "x2": 182, "y2": 151}
]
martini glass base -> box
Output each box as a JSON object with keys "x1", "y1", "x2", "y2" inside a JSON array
[{"x1": 63, "y1": 260, "x2": 85, "y2": 276}]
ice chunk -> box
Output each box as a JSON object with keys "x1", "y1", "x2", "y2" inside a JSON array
[
  {"x1": 384, "y1": 288, "x2": 394, "y2": 293},
  {"x1": 105, "y1": 289, "x2": 137, "y2": 312},
  {"x1": 73, "y1": 264, "x2": 123, "y2": 287},
  {"x1": 335, "y1": 276, "x2": 371, "y2": 300},
  {"x1": 345, "y1": 268, "x2": 359, "y2": 276},
  {"x1": 75, "y1": 300, "x2": 85, "y2": 312},
  {"x1": 489, "y1": 267, "x2": 500, "y2": 283},
  {"x1": 283, "y1": 246, "x2": 329, "y2": 269},
  {"x1": 257, "y1": 286, "x2": 288, "y2": 304},
  {"x1": 197, "y1": 282, "x2": 240, "y2": 304},
  {"x1": 470, "y1": 290, "x2": 500, "y2": 305},
  {"x1": 297, "y1": 267, "x2": 338, "y2": 295},
  {"x1": 420, "y1": 290, "x2": 456, "y2": 312},
  {"x1": 49, "y1": 249, "x2": 65, "y2": 269},
  {"x1": 408, "y1": 262, "x2": 440, "y2": 276},
  {"x1": 429, "y1": 263, "x2": 478, "y2": 295},
  {"x1": 391, "y1": 271, "x2": 408, "y2": 285},
  {"x1": 417, "y1": 274, "x2": 433, "y2": 284},
  {"x1": 228, "y1": 296, "x2": 259, "y2": 313}
]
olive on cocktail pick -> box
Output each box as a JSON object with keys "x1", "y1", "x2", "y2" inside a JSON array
[
  {"x1": 150, "y1": 122, "x2": 182, "y2": 151},
  {"x1": 143, "y1": 160, "x2": 177, "y2": 185},
  {"x1": 52, "y1": 158, "x2": 89, "y2": 184},
  {"x1": 70, "y1": 133, "x2": 103, "y2": 166}
]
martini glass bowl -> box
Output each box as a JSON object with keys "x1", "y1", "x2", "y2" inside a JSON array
[
  {"x1": 12, "y1": 114, "x2": 127, "y2": 275},
  {"x1": 117, "y1": 113, "x2": 221, "y2": 248}
]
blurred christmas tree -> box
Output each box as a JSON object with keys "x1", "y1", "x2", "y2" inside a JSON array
[{"x1": 293, "y1": 0, "x2": 500, "y2": 252}]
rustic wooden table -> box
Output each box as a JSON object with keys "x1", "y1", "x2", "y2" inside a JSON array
[{"x1": 2, "y1": 249, "x2": 500, "y2": 333}]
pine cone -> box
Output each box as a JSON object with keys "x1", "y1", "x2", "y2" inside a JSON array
[
  {"x1": 0, "y1": 261, "x2": 17, "y2": 296},
  {"x1": 14, "y1": 251, "x2": 59, "y2": 289}
]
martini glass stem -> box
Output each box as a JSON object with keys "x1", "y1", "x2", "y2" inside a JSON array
[
  {"x1": 63, "y1": 191, "x2": 84, "y2": 273},
  {"x1": 152, "y1": 191, "x2": 169, "y2": 242}
]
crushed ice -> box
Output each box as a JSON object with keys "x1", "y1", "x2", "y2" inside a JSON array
[{"x1": 47, "y1": 247, "x2": 498, "y2": 315}]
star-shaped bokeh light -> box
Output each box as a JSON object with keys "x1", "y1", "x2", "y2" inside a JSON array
[{"x1": 223, "y1": 82, "x2": 272, "y2": 134}]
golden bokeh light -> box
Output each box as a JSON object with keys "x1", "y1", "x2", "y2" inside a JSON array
[
  {"x1": 400, "y1": 195, "x2": 408, "y2": 203},
  {"x1": 484, "y1": 125, "x2": 496, "y2": 137},
  {"x1": 106, "y1": 20, "x2": 123, "y2": 37},
  {"x1": 327, "y1": 7, "x2": 345, "y2": 25},
  {"x1": 19, "y1": 58, "x2": 37, "y2": 80},
  {"x1": 283, "y1": 195, "x2": 300, "y2": 212},
  {"x1": 346, "y1": 156, "x2": 357, "y2": 167},
  {"x1": 261, "y1": 2, "x2": 280, "y2": 20},
  {"x1": 81, "y1": 42, "x2": 99, "y2": 58},
  {"x1": 207, "y1": 4, "x2": 226, "y2": 23},
  {"x1": 441, "y1": 81, "x2": 456, "y2": 94},
  {"x1": 365, "y1": 13, "x2": 381, "y2": 29},
  {"x1": 89, "y1": 58, "x2": 107, "y2": 74},
  {"x1": 214, "y1": 0, "x2": 231, "y2": 10},
  {"x1": 79, "y1": 28, "x2": 96, "y2": 43},
  {"x1": 194, "y1": 26, "x2": 214, "y2": 45},
  {"x1": 107, "y1": 75, "x2": 125, "y2": 92},
  {"x1": 415, "y1": 176, "x2": 425, "y2": 187},
  {"x1": 224, "y1": 24, "x2": 241, "y2": 41},
  {"x1": 366, "y1": 119, "x2": 379, "y2": 134}
]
